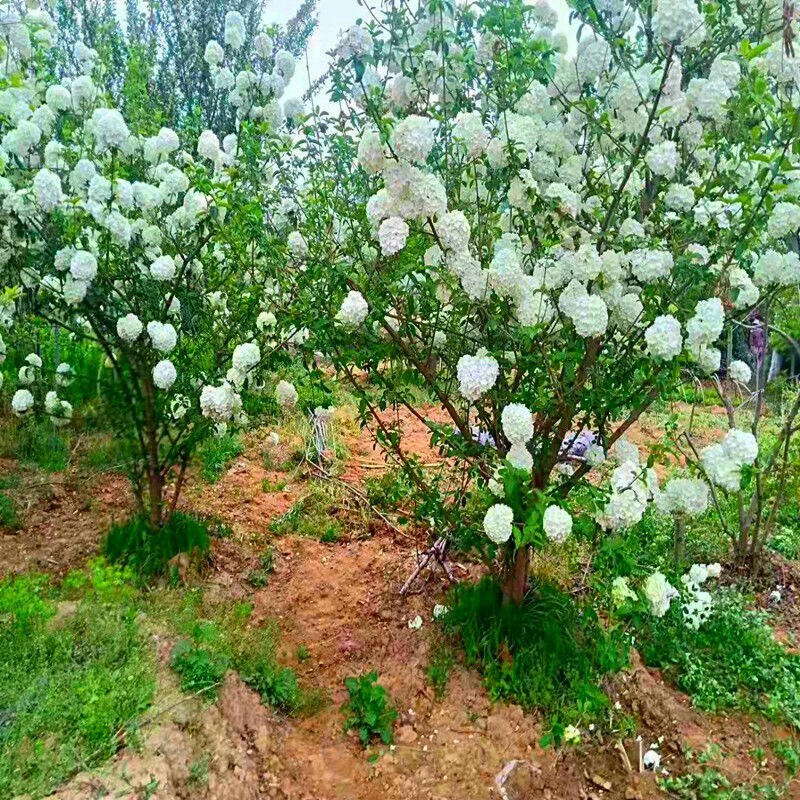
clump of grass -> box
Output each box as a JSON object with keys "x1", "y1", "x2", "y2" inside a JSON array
[
  {"x1": 659, "y1": 767, "x2": 783, "y2": 799},
  {"x1": 268, "y1": 483, "x2": 348, "y2": 541},
  {"x1": 426, "y1": 638, "x2": 456, "y2": 699},
  {"x1": 0, "y1": 490, "x2": 21, "y2": 530},
  {"x1": 0, "y1": 417, "x2": 70, "y2": 472},
  {"x1": 155, "y1": 589, "x2": 325, "y2": 715},
  {"x1": 639, "y1": 588, "x2": 800, "y2": 728},
  {"x1": 0, "y1": 561, "x2": 155, "y2": 798},
  {"x1": 442, "y1": 577, "x2": 628, "y2": 744},
  {"x1": 104, "y1": 512, "x2": 211, "y2": 579},
  {"x1": 198, "y1": 434, "x2": 245, "y2": 482}
]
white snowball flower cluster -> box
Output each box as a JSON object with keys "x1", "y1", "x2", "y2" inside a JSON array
[
  {"x1": 645, "y1": 315, "x2": 683, "y2": 362},
  {"x1": 275, "y1": 379, "x2": 298, "y2": 407},
  {"x1": 680, "y1": 563, "x2": 721, "y2": 629},
  {"x1": 543, "y1": 505, "x2": 572, "y2": 543},
  {"x1": 645, "y1": 140, "x2": 679, "y2": 179},
  {"x1": 33, "y1": 168, "x2": 62, "y2": 211},
  {"x1": 197, "y1": 129, "x2": 220, "y2": 162},
  {"x1": 334, "y1": 25, "x2": 374, "y2": 61},
  {"x1": 224, "y1": 11, "x2": 246, "y2": 50},
  {"x1": 287, "y1": 230, "x2": 309, "y2": 259},
  {"x1": 44, "y1": 391, "x2": 72, "y2": 425},
  {"x1": 501, "y1": 403, "x2": 534, "y2": 445},
  {"x1": 767, "y1": 202, "x2": 800, "y2": 239},
  {"x1": 701, "y1": 428, "x2": 758, "y2": 491},
  {"x1": 753, "y1": 249, "x2": 800, "y2": 287},
  {"x1": 457, "y1": 352, "x2": 499, "y2": 402},
  {"x1": 644, "y1": 571, "x2": 679, "y2": 617},
  {"x1": 336, "y1": 290, "x2": 369, "y2": 327},
  {"x1": 70, "y1": 250, "x2": 97, "y2": 282},
  {"x1": 685, "y1": 297, "x2": 724, "y2": 371},
  {"x1": 147, "y1": 321, "x2": 178, "y2": 353},
  {"x1": 483, "y1": 503, "x2": 514, "y2": 544},
  {"x1": 655, "y1": 477, "x2": 709, "y2": 516},
  {"x1": 153, "y1": 359, "x2": 177, "y2": 390},
  {"x1": 652, "y1": 0, "x2": 706, "y2": 45},
  {"x1": 232, "y1": 342, "x2": 260, "y2": 374},
  {"x1": 558, "y1": 281, "x2": 609, "y2": 338},
  {"x1": 390, "y1": 115, "x2": 436, "y2": 163},
  {"x1": 11, "y1": 388, "x2": 35, "y2": 416},
  {"x1": 200, "y1": 382, "x2": 238, "y2": 422},
  {"x1": 117, "y1": 313, "x2": 143, "y2": 343},
  {"x1": 378, "y1": 217, "x2": 409, "y2": 256},
  {"x1": 90, "y1": 108, "x2": 129, "y2": 153},
  {"x1": 150, "y1": 255, "x2": 176, "y2": 281},
  {"x1": 728, "y1": 359, "x2": 751, "y2": 384}
]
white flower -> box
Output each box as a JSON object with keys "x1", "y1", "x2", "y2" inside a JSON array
[
  {"x1": 507, "y1": 442, "x2": 533, "y2": 472},
  {"x1": 33, "y1": 168, "x2": 62, "y2": 211},
  {"x1": 628, "y1": 249, "x2": 673, "y2": 284},
  {"x1": 200, "y1": 382, "x2": 238, "y2": 422},
  {"x1": 644, "y1": 571, "x2": 679, "y2": 617},
  {"x1": 146, "y1": 321, "x2": 178, "y2": 353},
  {"x1": 563, "y1": 725, "x2": 581, "y2": 744},
  {"x1": 197, "y1": 129, "x2": 220, "y2": 161},
  {"x1": 645, "y1": 140, "x2": 679, "y2": 179},
  {"x1": 152, "y1": 359, "x2": 177, "y2": 390},
  {"x1": 611, "y1": 576, "x2": 637, "y2": 607},
  {"x1": 287, "y1": 230, "x2": 309, "y2": 259},
  {"x1": 150, "y1": 255, "x2": 176, "y2": 281},
  {"x1": 655, "y1": 478, "x2": 709, "y2": 516},
  {"x1": 483, "y1": 503, "x2": 514, "y2": 544},
  {"x1": 378, "y1": 217, "x2": 409, "y2": 256},
  {"x1": 652, "y1": 0, "x2": 705, "y2": 44},
  {"x1": 335, "y1": 25, "x2": 374, "y2": 60},
  {"x1": 224, "y1": 11, "x2": 246, "y2": 50},
  {"x1": 357, "y1": 128, "x2": 385, "y2": 173},
  {"x1": 457, "y1": 352, "x2": 499, "y2": 402},
  {"x1": 645, "y1": 315, "x2": 683, "y2": 362},
  {"x1": 767, "y1": 202, "x2": 800, "y2": 239},
  {"x1": 117, "y1": 313, "x2": 143, "y2": 343},
  {"x1": 11, "y1": 388, "x2": 34, "y2": 416},
  {"x1": 336, "y1": 290, "x2": 369, "y2": 327},
  {"x1": 543, "y1": 505, "x2": 572, "y2": 543},
  {"x1": 232, "y1": 342, "x2": 260, "y2": 373},
  {"x1": 275, "y1": 379, "x2": 298, "y2": 407},
  {"x1": 70, "y1": 250, "x2": 97, "y2": 283},
  {"x1": 432, "y1": 604, "x2": 449, "y2": 619},
  {"x1": 501, "y1": 403, "x2": 533, "y2": 445},
  {"x1": 391, "y1": 115, "x2": 436, "y2": 163},
  {"x1": 722, "y1": 428, "x2": 758, "y2": 465},
  {"x1": 728, "y1": 359, "x2": 751, "y2": 383},
  {"x1": 408, "y1": 615, "x2": 423, "y2": 630},
  {"x1": 91, "y1": 108, "x2": 129, "y2": 153},
  {"x1": 204, "y1": 39, "x2": 224, "y2": 66}
]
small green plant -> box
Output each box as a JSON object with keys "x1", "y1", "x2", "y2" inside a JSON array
[
  {"x1": 268, "y1": 485, "x2": 347, "y2": 541},
  {"x1": 320, "y1": 524, "x2": 341, "y2": 543},
  {"x1": 104, "y1": 512, "x2": 211, "y2": 578},
  {"x1": 771, "y1": 739, "x2": 800, "y2": 776},
  {"x1": 426, "y1": 639, "x2": 455, "y2": 699},
  {"x1": 199, "y1": 434, "x2": 245, "y2": 483},
  {"x1": 296, "y1": 644, "x2": 310, "y2": 662},
  {"x1": 169, "y1": 639, "x2": 229, "y2": 696},
  {"x1": 188, "y1": 755, "x2": 210, "y2": 787},
  {"x1": 259, "y1": 548, "x2": 275, "y2": 572},
  {"x1": 246, "y1": 569, "x2": 271, "y2": 588},
  {"x1": 659, "y1": 768, "x2": 783, "y2": 799},
  {"x1": 341, "y1": 671, "x2": 398, "y2": 746},
  {"x1": 0, "y1": 490, "x2": 21, "y2": 530},
  {"x1": 768, "y1": 525, "x2": 800, "y2": 560},
  {"x1": 261, "y1": 476, "x2": 287, "y2": 493}
]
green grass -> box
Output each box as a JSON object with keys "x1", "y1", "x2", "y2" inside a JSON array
[
  {"x1": 268, "y1": 483, "x2": 346, "y2": 541},
  {"x1": 0, "y1": 490, "x2": 21, "y2": 530},
  {"x1": 0, "y1": 561, "x2": 156, "y2": 799},
  {"x1": 659, "y1": 768, "x2": 784, "y2": 799},
  {"x1": 639, "y1": 589, "x2": 800, "y2": 729},
  {"x1": 426, "y1": 638, "x2": 456, "y2": 699},
  {"x1": 0, "y1": 417, "x2": 70, "y2": 472},
  {"x1": 198, "y1": 434, "x2": 245, "y2": 482},
  {"x1": 150, "y1": 587, "x2": 326, "y2": 715},
  {"x1": 442, "y1": 577, "x2": 628, "y2": 744},
  {"x1": 104, "y1": 512, "x2": 211, "y2": 579}
]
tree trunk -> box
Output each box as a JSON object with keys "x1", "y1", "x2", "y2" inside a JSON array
[
  {"x1": 148, "y1": 467, "x2": 163, "y2": 529},
  {"x1": 502, "y1": 546, "x2": 531, "y2": 605}
]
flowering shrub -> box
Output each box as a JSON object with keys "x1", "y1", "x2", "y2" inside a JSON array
[
  {"x1": 0, "y1": 5, "x2": 303, "y2": 526},
  {"x1": 291, "y1": 0, "x2": 800, "y2": 601}
]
